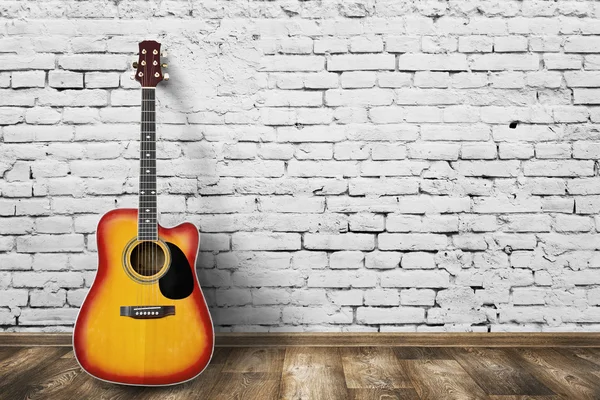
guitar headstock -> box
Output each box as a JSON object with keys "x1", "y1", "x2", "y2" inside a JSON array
[{"x1": 133, "y1": 40, "x2": 169, "y2": 87}]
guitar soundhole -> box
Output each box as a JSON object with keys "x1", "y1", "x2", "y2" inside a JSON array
[{"x1": 130, "y1": 242, "x2": 166, "y2": 277}]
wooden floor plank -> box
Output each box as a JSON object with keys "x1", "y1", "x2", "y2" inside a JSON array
[
  {"x1": 341, "y1": 347, "x2": 412, "y2": 389},
  {"x1": 348, "y1": 388, "x2": 421, "y2": 400},
  {"x1": 451, "y1": 347, "x2": 554, "y2": 396},
  {"x1": 206, "y1": 372, "x2": 281, "y2": 400},
  {"x1": 488, "y1": 396, "x2": 564, "y2": 400},
  {"x1": 222, "y1": 347, "x2": 285, "y2": 373},
  {"x1": 17, "y1": 357, "x2": 87, "y2": 400},
  {"x1": 0, "y1": 347, "x2": 69, "y2": 393},
  {"x1": 512, "y1": 348, "x2": 600, "y2": 400},
  {"x1": 404, "y1": 359, "x2": 488, "y2": 400},
  {"x1": 569, "y1": 347, "x2": 600, "y2": 368},
  {"x1": 0, "y1": 342, "x2": 598, "y2": 399},
  {"x1": 203, "y1": 347, "x2": 284, "y2": 400},
  {"x1": 280, "y1": 347, "x2": 349, "y2": 400},
  {"x1": 0, "y1": 346, "x2": 21, "y2": 362},
  {"x1": 394, "y1": 347, "x2": 454, "y2": 360},
  {"x1": 123, "y1": 347, "x2": 231, "y2": 400}
]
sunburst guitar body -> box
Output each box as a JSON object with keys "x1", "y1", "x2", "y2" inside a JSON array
[{"x1": 73, "y1": 41, "x2": 214, "y2": 386}]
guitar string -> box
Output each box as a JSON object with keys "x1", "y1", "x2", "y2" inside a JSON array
[{"x1": 149, "y1": 58, "x2": 155, "y2": 375}]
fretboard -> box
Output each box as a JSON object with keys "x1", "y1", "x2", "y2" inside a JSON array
[{"x1": 138, "y1": 88, "x2": 157, "y2": 241}]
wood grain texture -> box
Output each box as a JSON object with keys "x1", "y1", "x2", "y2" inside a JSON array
[
  {"x1": 452, "y1": 347, "x2": 554, "y2": 396},
  {"x1": 394, "y1": 346, "x2": 454, "y2": 360},
  {"x1": 513, "y1": 348, "x2": 600, "y2": 400},
  {"x1": 222, "y1": 347, "x2": 285, "y2": 373},
  {"x1": 404, "y1": 359, "x2": 488, "y2": 400},
  {"x1": 280, "y1": 347, "x2": 349, "y2": 400},
  {"x1": 2, "y1": 332, "x2": 600, "y2": 347},
  {"x1": 348, "y1": 388, "x2": 420, "y2": 400},
  {"x1": 569, "y1": 347, "x2": 600, "y2": 368},
  {"x1": 341, "y1": 347, "x2": 412, "y2": 388},
  {"x1": 487, "y1": 396, "x2": 564, "y2": 400},
  {"x1": 1, "y1": 342, "x2": 600, "y2": 399},
  {"x1": 0, "y1": 347, "x2": 69, "y2": 394},
  {"x1": 20, "y1": 358, "x2": 86, "y2": 400},
  {"x1": 207, "y1": 372, "x2": 281, "y2": 400}
]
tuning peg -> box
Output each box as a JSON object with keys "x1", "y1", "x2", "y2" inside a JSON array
[
  {"x1": 130, "y1": 74, "x2": 135, "y2": 80},
  {"x1": 163, "y1": 73, "x2": 170, "y2": 81},
  {"x1": 161, "y1": 50, "x2": 168, "y2": 58},
  {"x1": 132, "y1": 61, "x2": 138, "y2": 68},
  {"x1": 161, "y1": 63, "x2": 168, "y2": 68}
]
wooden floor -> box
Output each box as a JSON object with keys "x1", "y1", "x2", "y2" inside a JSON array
[{"x1": 1, "y1": 345, "x2": 600, "y2": 399}]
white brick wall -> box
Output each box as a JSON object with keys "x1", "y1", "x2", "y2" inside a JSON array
[{"x1": 1, "y1": 0, "x2": 600, "y2": 333}]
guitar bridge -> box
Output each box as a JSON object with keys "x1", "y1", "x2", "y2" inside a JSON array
[{"x1": 120, "y1": 306, "x2": 175, "y2": 319}]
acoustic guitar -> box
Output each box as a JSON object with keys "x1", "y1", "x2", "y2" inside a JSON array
[{"x1": 73, "y1": 40, "x2": 214, "y2": 386}]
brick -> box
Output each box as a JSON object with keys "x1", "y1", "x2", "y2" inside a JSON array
[
  {"x1": 378, "y1": 234, "x2": 448, "y2": 251},
  {"x1": 494, "y1": 36, "x2": 528, "y2": 52},
  {"x1": 314, "y1": 38, "x2": 348, "y2": 54},
  {"x1": 4, "y1": 126, "x2": 74, "y2": 142},
  {"x1": 381, "y1": 270, "x2": 450, "y2": 288},
  {"x1": 305, "y1": 234, "x2": 374, "y2": 251},
  {"x1": 365, "y1": 251, "x2": 401, "y2": 269},
  {"x1": 524, "y1": 161, "x2": 594, "y2": 177},
  {"x1": 398, "y1": 54, "x2": 468, "y2": 71},
  {"x1": 341, "y1": 72, "x2": 376, "y2": 88},
  {"x1": 232, "y1": 232, "x2": 300, "y2": 251},
  {"x1": 37, "y1": 90, "x2": 108, "y2": 107},
  {"x1": 326, "y1": 89, "x2": 394, "y2": 106},
  {"x1": 259, "y1": 56, "x2": 324, "y2": 72},
  {"x1": 283, "y1": 306, "x2": 352, "y2": 324},
  {"x1": 330, "y1": 251, "x2": 364, "y2": 269},
  {"x1": 349, "y1": 178, "x2": 418, "y2": 196},
  {"x1": 421, "y1": 124, "x2": 490, "y2": 141},
  {"x1": 19, "y1": 308, "x2": 79, "y2": 326},
  {"x1": 350, "y1": 214, "x2": 385, "y2": 232},
  {"x1": 414, "y1": 72, "x2": 449, "y2": 88},
  {"x1": 0, "y1": 54, "x2": 55, "y2": 70},
  {"x1": 544, "y1": 54, "x2": 582, "y2": 70},
  {"x1": 0, "y1": 254, "x2": 33, "y2": 271},
  {"x1": 0, "y1": 107, "x2": 25, "y2": 125},
  {"x1": 58, "y1": 54, "x2": 128, "y2": 71},
  {"x1": 16, "y1": 235, "x2": 84, "y2": 253},
  {"x1": 12, "y1": 71, "x2": 45, "y2": 88},
  {"x1": 259, "y1": 196, "x2": 325, "y2": 213},
  {"x1": 48, "y1": 71, "x2": 83, "y2": 88},
  {"x1": 327, "y1": 54, "x2": 395, "y2": 71},
  {"x1": 564, "y1": 36, "x2": 600, "y2": 53},
  {"x1": 385, "y1": 36, "x2": 421, "y2": 53},
  {"x1": 349, "y1": 36, "x2": 383, "y2": 53},
  {"x1": 401, "y1": 252, "x2": 435, "y2": 269},
  {"x1": 470, "y1": 54, "x2": 539, "y2": 71},
  {"x1": 458, "y1": 36, "x2": 493, "y2": 53},
  {"x1": 85, "y1": 72, "x2": 119, "y2": 88},
  {"x1": 308, "y1": 270, "x2": 377, "y2": 288},
  {"x1": 401, "y1": 288, "x2": 436, "y2": 306},
  {"x1": 356, "y1": 307, "x2": 424, "y2": 324}
]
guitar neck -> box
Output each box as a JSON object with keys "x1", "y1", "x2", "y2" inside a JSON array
[{"x1": 138, "y1": 88, "x2": 157, "y2": 241}]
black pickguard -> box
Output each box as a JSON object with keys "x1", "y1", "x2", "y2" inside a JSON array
[{"x1": 159, "y1": 242, "x2": 194, "y2": 300}]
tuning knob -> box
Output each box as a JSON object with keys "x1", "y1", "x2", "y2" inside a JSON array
[
  {"x1": 130, "y1": 74, "x2": 135, "y2": 80},
  {"x1": 162, "y1": 63, "x2": 168, "y2": 68},
  {"x1": 161, "y1": 50, "x2": 168, "y2": 57},
  {"x1": 132, "y1": 61, "x2": 138, "y2": 68},
  {"x1": 163, "y1": 73, "x2": 170, "y2": 81}
]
